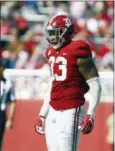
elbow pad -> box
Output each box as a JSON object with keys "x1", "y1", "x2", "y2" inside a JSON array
[{"x1": 86, "y1": 77, "x2": 102, "y2": 118}]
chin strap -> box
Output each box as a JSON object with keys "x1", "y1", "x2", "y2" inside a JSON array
[{"x1": 86, "y1": 77, "x2": 102, "y2": 118}]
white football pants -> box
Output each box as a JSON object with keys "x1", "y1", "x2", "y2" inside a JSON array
[{"x1": 45, "y1": 104, "x2": 86, "y2": 151}]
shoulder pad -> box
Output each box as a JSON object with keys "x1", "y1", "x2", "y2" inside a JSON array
[{"x1": 73, "y1": 40, "x2": 92, "y2": 57}]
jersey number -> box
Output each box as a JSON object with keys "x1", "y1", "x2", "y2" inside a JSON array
[{"x1": 49, "y1": 56, "x2": 67, "y2": 81}]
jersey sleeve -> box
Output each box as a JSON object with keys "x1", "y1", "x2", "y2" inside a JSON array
[{"x1": 73, "y1": 40, "x2": 92, "y2": 57}]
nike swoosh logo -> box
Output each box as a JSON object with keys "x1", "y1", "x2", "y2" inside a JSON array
[{"x1": 63, "y1": 53, "x2": 68, "y2": 55}]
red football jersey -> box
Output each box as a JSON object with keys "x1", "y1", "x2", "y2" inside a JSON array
[{"x1": 45, "y1": 40, "x2": 92, "y2": 110}]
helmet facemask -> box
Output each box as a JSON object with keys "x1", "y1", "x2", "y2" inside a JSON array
[{"x1": 46, "y1": 27, "x2": 67, "y2": 46}]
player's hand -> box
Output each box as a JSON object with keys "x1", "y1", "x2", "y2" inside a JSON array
[
  {"x1": 35, "y1": 116, "x2": 45, "y2": 135},
  {"x1": 5, "y1": 119, "x2": 13, "y2": 129},
  {"x1": 80, "y1": 115, "x2": 94, "y2": 134}
]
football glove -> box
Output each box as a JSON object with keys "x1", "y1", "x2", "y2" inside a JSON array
[
  {"x1": 35, "y1": 116, "x2": 45, "y2": 135},
  {"x1": 80, "y1": 115, "x2": 94, "y2": 134}
]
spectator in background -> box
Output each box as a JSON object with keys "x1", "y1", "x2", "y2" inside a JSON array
[
  {"x1": 0, "y1": 58, "x2": 16, "y2": 151},
  {"x1": 15, "y1": 15, "x2": 29, "y2": 38},
  {"x1": 6, "y1": 28, "x2": 24, "y2": 68},
  {"x1": 95, "y1": 38, "x2": 113, "y2": 71},
  {"x1": 15, "y1": 49, "x2": 29, "y2": 69},
  {"x1": 23, "y1": 31, "x2": 38, "y2": 69},
  {"x1": 0, "y1": 1, "x2": 114, "y2": 71},
  {"x1": 1, "y1": 18, "x2": 10, "y2": 37}
]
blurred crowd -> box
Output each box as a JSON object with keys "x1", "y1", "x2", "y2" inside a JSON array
[{"x1": 1, "y1": 1, "x2": 114, "y2": 71}]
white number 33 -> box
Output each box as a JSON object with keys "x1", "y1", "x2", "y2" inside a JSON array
[{"x1": 49, "y1": 56, "x2": 67, "y2": 81}]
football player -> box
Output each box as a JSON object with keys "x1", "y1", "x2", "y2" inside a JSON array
[{"x1": 36, "y1": 14, "x2": 102, "y2": 151}]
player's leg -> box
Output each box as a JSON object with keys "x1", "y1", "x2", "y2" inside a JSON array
[
  {"x1": 56, "y1": 108, "x2": 75, "y2": 151},
  {"x1": 74, "y1": 105, "x2": 86, "y2": 151},
  {"x1": 57, "y1": 105, "x2": 86, "y2": 151},
  {"x1": 45, "y1": 106, "x2": 58, "y2": 151}
]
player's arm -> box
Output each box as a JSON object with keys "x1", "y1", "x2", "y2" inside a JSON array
[
  {"x1": 78, "y1": 56, "x2": 101, "y2": 117},
  {"x1": 39, "y1": 77, "x2": 53, "y2": 117},
  {"x1": 77, "y1": 56, "x2": 102, "y2": 134},
  {"x1": 35, "y1": 78, "x2": 52, "y2": 134},
  {"x1": 6, "y1": 85, "x2": 16, "y2": 129},
  {"x1": 6, "y1": 101, "x2": 16, "y2": 129}
]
